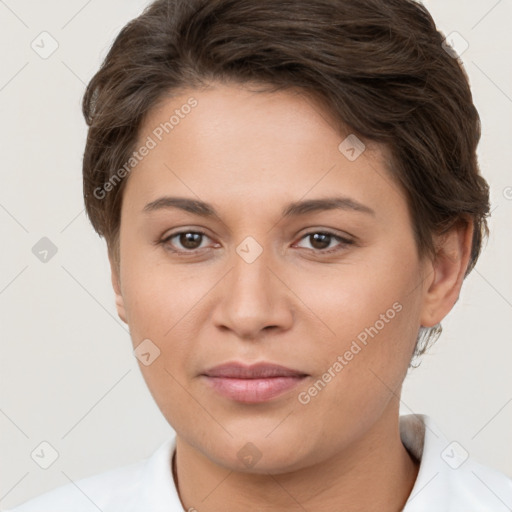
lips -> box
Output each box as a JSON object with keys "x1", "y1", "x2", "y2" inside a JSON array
[
  {"x1": 201, "y1": 362, "x2": 308, "y2": 403},
  {"x1": 203, "y1": 362, "x2": 307, "y2": 379}
]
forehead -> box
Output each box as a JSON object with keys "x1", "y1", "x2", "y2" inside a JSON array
[
  {"x1": 142, "y1": 83, "x2": 346, "y2": 154},
  {"x1": 123, "y1": 82, "x2": 406, "y2": 223}
]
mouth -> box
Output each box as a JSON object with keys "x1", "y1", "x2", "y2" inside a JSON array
[{"x1": 200, "y1": 362, "x2": 309, "y2": 403}]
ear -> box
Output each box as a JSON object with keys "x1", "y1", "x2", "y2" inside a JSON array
[
  {"x1": 108, "y1": 251, "x2": 128, "y2": 324},
  {"x1": 419, "y1": 218, "x2": 474, "y2": 328}
]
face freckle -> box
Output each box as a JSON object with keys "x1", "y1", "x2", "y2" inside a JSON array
[{"x1": 112, "y1": 81, "x2": 429, "y2": 473}]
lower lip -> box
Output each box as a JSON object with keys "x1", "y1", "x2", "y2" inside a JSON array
[{"x1": 202, "y1": 376, "x2": 307, "y2": 403}]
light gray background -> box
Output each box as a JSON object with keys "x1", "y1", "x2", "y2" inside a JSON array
[{"x1": 1, "y1": 0, "x2": 511, "y2": 509}]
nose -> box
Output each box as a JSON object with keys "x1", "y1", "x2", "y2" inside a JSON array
[{"x1": 212, "y1": 244, "x2": 294, "y2": 340}]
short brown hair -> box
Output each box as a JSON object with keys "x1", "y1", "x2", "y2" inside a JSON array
[{"x1": 82, "y1": 0, "x2": 490, "y2": 360}]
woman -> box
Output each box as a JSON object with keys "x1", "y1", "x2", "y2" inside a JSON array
[{"x1": 7, "y1": 0, "x2": 512, "y2": 510}]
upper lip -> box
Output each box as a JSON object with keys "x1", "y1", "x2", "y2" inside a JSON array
[{"x1": 202, "y1": 362, "x2": 308, "y2": 379}]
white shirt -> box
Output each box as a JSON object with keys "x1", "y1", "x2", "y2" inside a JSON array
[{"x1": 5, "y1": 414, "x2": 512, "y2": 511}]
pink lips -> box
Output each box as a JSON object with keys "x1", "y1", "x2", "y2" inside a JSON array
[{"x1": 201, "y1": 362, "x2": 308, "y2": 403}]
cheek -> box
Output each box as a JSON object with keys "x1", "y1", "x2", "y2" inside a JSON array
[
  {"x1": 294, "y1": 293, "x2": 419, "y2": 449},
  {"x1": 300, "y1": 245, "x2": 421, "y2": 393},
  {"x1": 291, "y1": 246, "x2": 417, "y2": 342},
  {"x1": 120, "y1": 250, "x2": 209, "y2": 337},
  {"x1": 119, "y1": 253, "x2": 219, "y2": 399},
  {"x1": 119, "y1": 262, "x2": 207, "y2": 427}
]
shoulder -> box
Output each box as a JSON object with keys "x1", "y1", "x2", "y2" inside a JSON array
[
  {"x1": 4, "y1": 460, "x2": 145, "y2": 512},
  {"x1": 4, "y1": 439, "x2": 177, "y2": 512},
  {"x1": 451, "y1": 456, "x2": 512, "y2": 510},
  {"x1": 401, "y1": 414, "x2": 512, "y2": 511}
]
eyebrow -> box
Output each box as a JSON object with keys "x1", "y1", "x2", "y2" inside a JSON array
[{"x1": 142, "y1": 196, "x2": 375, "y2": 218}]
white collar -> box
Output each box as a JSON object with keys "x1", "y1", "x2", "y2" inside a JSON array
[{"x1": 401, "y1": 414, "x2": 512, "y2": 510}]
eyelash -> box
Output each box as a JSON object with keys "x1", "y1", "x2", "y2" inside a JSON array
[{"x1": 159, "y1": 229, "x2": 355, "y2": 256}]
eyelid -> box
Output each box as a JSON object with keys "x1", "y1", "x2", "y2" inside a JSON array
[
  {"x1": 296, "y1": 227, "x2": 354, "y2": 240},
  {"x1": 161, "y1": 228, "x2": 210, "y2": 242}
]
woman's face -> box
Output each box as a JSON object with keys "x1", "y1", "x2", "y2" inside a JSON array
[{"x1": 112, "y1": 82, "x2": 436, "y2": 473}]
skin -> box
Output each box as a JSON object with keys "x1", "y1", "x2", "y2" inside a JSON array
[{"x1": 109, "y1": 82, "x2": 473, "y2": 511}]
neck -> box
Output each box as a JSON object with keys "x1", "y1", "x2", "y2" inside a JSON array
[{"x1": 172, "y1": 405, "x2": 420, "y2": 512}]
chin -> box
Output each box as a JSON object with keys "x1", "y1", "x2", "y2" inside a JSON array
[{"x1": 200, "y1": 428, "x2": 319, "y2": 475}]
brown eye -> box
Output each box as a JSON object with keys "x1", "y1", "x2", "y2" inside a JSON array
[
  {"x1": 161, "y1": 231, "x2": 211, "y2": 252},
  {"x1": 308, "y1": 233, "x2": 332, "y2": 250},
  {"x1": 178, "y1": 232, "x2": 203, "y2": 250},
  {"x1": 296, "y1": 231, "x2": 354, "y2": 253}
]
